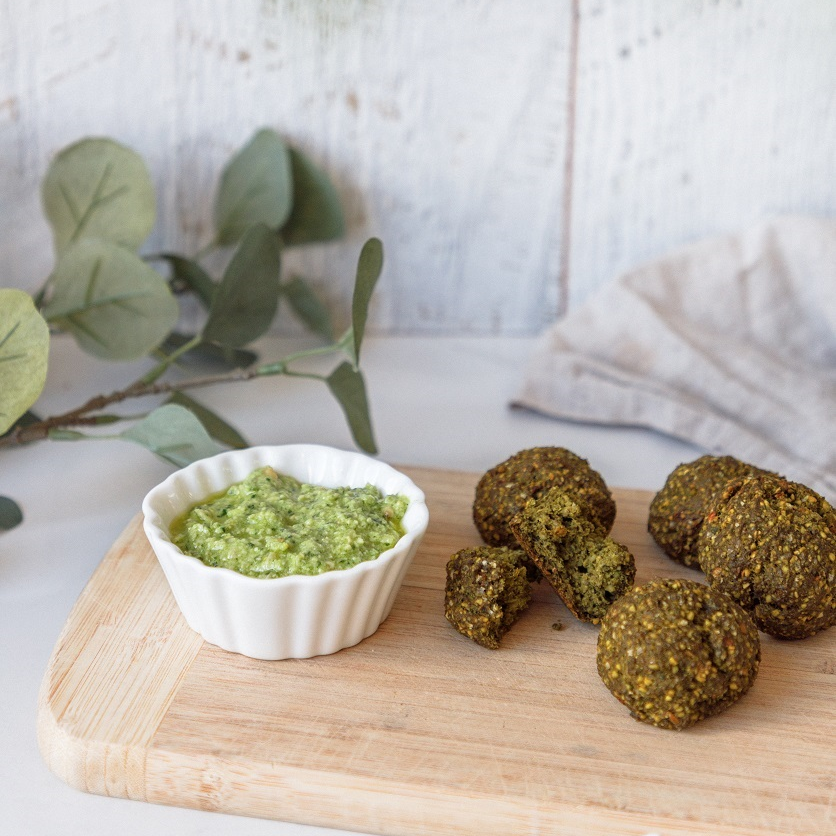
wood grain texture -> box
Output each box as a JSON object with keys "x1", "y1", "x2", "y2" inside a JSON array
[{"x1": 38, "y1": 467, "x2": 836, "y2": 835}]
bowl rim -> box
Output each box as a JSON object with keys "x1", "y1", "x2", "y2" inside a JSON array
[{"x1": 141, "y1": 443, "x2": 429, "y2": 589}]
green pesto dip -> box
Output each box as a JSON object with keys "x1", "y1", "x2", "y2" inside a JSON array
[{"x1": 171, "y1": 466, "x2": 409, "y2": 578}]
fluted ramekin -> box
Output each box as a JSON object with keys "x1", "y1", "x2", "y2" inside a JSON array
[{"x1": 141, "y1": 444, "x2": 429, "y2": 660}]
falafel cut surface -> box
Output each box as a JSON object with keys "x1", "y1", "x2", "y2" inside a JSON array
[
  {"x1": 509, "y1": 487, "x2": 635, "y2": 623},
  {"x1": 698, "y1": 475, "x2": 836, "y2": 640},
  {"x1": 597, "y1": 578, "x2": 761, "y2": 730},
  {"x1": 473, "y1": 446, "x2": 616, "y2": 548},
  {"x1": 647, "y1": 455, "x2": 773, "y2": 568},
  {"x1": 444, "y1": 546, "x2": 532, "y2": 649}
]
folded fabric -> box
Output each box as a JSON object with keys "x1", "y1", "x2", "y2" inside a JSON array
[{"x1": 514, "y1": 216, "x2": 836, "y2": 500}]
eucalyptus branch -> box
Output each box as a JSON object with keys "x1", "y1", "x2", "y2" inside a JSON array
[
  {"x1": 0, "y1": 339, "x2": 347, "y2": 449},
  {"x1": 140, "y1": 334, "x2": 202, "y2": 385},
  {"x1": 0, "y1": 367, "x2": 254, "y2": 448},
  {"x1": 1, "y1": 130, "x2": 376, "y2": 531}
]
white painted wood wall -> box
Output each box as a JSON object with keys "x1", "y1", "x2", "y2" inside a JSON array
[{"x1": 2, "y1": 0, "x2": 835, "y2": 336}]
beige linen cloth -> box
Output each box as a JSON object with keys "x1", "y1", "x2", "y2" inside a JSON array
[{"x1": 514, "y1": 216, "x2": 836, "y2": 500}]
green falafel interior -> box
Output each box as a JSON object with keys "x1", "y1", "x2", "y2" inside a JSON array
[{"x1": 509, "y1": 486, "x2": 635, "y2": 623}]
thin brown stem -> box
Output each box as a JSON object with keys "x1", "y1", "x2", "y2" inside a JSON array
[{"x1": 0, "y1": 367, "x2": 260, "y2": 449}]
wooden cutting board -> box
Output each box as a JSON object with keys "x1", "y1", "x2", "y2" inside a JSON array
[{"x1": 37, "y1": 467, "x2": 836, "y2": 836}]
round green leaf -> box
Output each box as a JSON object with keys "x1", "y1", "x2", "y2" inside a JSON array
[
  {"x1": 120, "y1": 404, "x2": 224, "y2": 467},
  {"x1": 41, "y1": 137, "x2": 156, "y2": 255},
  {"x1": 165, "y1": 392, "x2": 248, "y2": 450},
  {"x1": 214, "y1": 128, "x2": 293, "y2": 246},
  {"x1": 0, "y1": 289, "x2": 49, "y2": 435},
  {"x1": 202, "y1": 224, "x2": 282, "y2": 348},
  {"x1": 0, "y1": 496, "x2": 24, "y2": 531},
  {"x1": 281, "y1": 147, "x2": 345, "y2": 247},
  {"x1": 42, "y1": 239, "x2": 179, "y2": 360}
]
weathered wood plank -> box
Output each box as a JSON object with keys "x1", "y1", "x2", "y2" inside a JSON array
[
  {"x1": 567, "y1": 0, "x2": 836, "y2": 307},
  {"x1": 3, "y1": 2, "x2": 836, "y2": 333},
  {"x1": 0, "y1": 0, "x2": 178, "y2": 287},
  {"x1": 1, "y1": 0, "x2": 571, "y2": 335}
]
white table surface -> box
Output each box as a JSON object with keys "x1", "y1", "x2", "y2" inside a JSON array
[{"x1": 2, "y1": 334, "x2": 700, "y2": 836}]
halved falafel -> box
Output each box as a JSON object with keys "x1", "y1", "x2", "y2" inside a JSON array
[
  {"x1": 444, "y1": 546, "x2": 532, "y2": 649},
  {"x1": 509, "y1": 487, "x2": 635, "y2": 623}
]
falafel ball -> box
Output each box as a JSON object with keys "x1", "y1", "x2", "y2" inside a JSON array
[
  {"x1": 698, "y1": 475, "x2": 836, "y2": 640},
  {"x1": 473, "y1": 447, "x2": 615, "y2": 548},
  {"x1": 597, "y1": 578, "x2": 760, "y2": 730},
  {"x1": 648, "y1": 455, "x2": 773, "y2": 568},
  {"x1": 444, "y1": 546, "x2": 532, "y2": 649},
  {"x1": 510, "y1": 487, "x2": 635, "y2": 623}
]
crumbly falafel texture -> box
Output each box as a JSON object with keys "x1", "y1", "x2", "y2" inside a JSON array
[
  {"x1": 698, "y1": 475, "x2": 836, "y2": 639},
  {"x1": 597, "y1": 578, "x2": 760, "y2": 730},
  {"x1": 509, "y1": 487, "x2": 635, "y2": 623},
  {"x1": 444, "y1": 546, "x2": 532, "y2": 649},
  {"x1": 648, "y1": 455, "x2": 773, "y2": 568},
  {"x1": 473, "y1": 447, "x2": 616, "y2": 549}
]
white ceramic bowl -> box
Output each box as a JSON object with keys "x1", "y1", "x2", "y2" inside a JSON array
[{"x1": 141, "y1": 444, "x2": 429, "y2": 660}]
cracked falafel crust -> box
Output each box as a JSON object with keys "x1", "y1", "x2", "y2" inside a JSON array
[
  {"x1": 597, "y1": 578, "x2": 760, "y2": 730},
  {"x1": 698, "y1": 475, "x2": 836, "y2": 639},
  {"x1": 473, "y1": 447, "x2": 615, "y2": 549}
]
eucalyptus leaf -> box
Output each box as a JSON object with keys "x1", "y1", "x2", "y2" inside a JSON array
[
  {"x1": 42, "y1": 239, "x2": 179, "y2": 360},
  {"x1": 326, "y1": 361, "x2": 376, "y2": 454},
  {"x1": 202, "y1": 224, "x2": 281, "y2": 348},
  {"x1": 349, "y1": 237, "x2": 384, "y2": 366},
  {"x1": 165, "y1": 391, "x2": 248, "y2": 449},
  {"x1": 161, "y1": 254, "x2": 216, "y2": 309},
  {"x1": 120, "y1": 404, "x2": 224, "y2": 467},
  {"x1": 281, "y1": 147, "x2": 345, "y2": 247},
  {"x1": 48, "y1": 428, "x2": 87, "y2": 441},
  {"x1": 214, "y1": 128, "x2": 293, "y2": 246},
  {"x1": 41, "y1": 137, "x2": 156, "y2": 255},
  {"x1": 282, "y1": 276, "x2": 335, "y2": 341},
  {"x1": 0, "y1": 496, "x2": 23, "y2": 531},
  {"x1": 161, "y1": 332, "x2": 258, "y2": 370},
  {"x1": 0, "y1": 289, "x2": 50, "y2": 435}
]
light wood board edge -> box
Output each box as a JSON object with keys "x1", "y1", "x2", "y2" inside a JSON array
[
  {"x1": 36, "y1": 515, "x2": 204, "y2": 799},
  {"x1": 142, "y1": 751, "x2": 772, "y2": 836}
]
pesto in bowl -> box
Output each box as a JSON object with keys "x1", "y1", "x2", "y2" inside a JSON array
[
  {"x1": 171, "y1": 465, "x2": 409, "y2": 579},
  {"x1": 141, "y1": 444, "x2": 429, "y2": 660}
]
